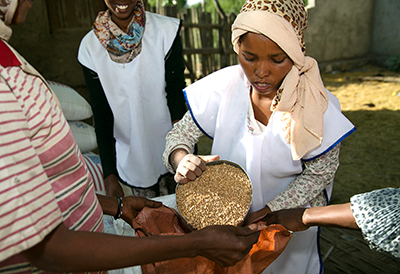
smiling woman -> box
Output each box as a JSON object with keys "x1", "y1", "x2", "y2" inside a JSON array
[{"x1": 78, "y1": 0, "x2": 188, "y2": 199}]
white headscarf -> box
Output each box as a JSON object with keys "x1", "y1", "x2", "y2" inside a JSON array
[{"x1": 232, "y1": 0, "x2": 328, "y2": 161}]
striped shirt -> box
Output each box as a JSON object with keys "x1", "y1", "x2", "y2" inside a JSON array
[{"x1": 0, "y1": 42, "x2": 103, "y2": 274}]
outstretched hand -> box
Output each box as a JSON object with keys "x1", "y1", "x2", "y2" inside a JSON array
[
  {"x1": 174, "y1": 154, "x2": 220, "y2": 184},
  {"x1": 264, "y1": 208, "x2": 308, "y2": 232},
  {"x1": 192, "y1": 224, "x2": 260, "y2": 267},
  {"x1": 121, "y1": 196, "x2": 162, "y2": 224},
  {"x1": 243, "y1": 206, "x2": 272, "y2": 226}
]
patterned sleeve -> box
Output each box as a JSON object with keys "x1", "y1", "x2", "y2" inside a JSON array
[
  {"x1": 163, "y1": 111, "x2": 204, "y2": 173},
  {"x1": 350, "y1": 188, "x2": 400, "y2": 258},
  {"x1": 267, "y1": 143, "x2": 341, "y2": 211}
]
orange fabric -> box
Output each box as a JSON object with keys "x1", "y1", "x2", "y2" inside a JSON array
[{"x1": 132, "y1": 205, "x2": 291, "y2": 274}]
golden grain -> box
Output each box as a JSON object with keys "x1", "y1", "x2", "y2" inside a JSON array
[{"x1": 176, "y1": 162, "x2": 252, "y2": 230}]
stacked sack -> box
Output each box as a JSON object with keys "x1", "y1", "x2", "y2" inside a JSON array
[{"x1": 48, "y1": 81, "x2": 106, "y2": 195}]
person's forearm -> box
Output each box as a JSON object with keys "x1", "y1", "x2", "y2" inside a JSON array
[
  {"x1": 163, "y1": 111, "x2": 202, "y2": 173},
  {"x1": 22, "y1": 224, "x2": 201, "y2": 272},
  {"x1": 303, "y1": 203, "x2": 359, "y2": 229},
  {"x1": 97, "y1": 194, "x2": 118, "y2": 216},
  {"x1": 267, "y1": 144, "x2": 340, "y2": 211}
]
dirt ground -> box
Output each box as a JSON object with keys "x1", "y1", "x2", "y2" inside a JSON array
[
  {"x1": 197, "y1": 64, "x2": 400, "y2": 204},
  {"x1": 323, "y1": 64, "x2": 400, "y2": 203}
]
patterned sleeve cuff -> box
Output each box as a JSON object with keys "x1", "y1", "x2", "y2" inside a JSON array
[
  {"x1": 265, "y1": 201, "x2": 280, "y2": 212},
  {"x1": 350, "y1": 188, "x2": 400, "y2": 258}
]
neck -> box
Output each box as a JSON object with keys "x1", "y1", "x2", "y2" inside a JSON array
[
  {"x1": 111, "y1": 15, "x2": 133, "y2": 33},
  {"x1": 250, "y1": 87, "x2": 275, "y2": 126}
]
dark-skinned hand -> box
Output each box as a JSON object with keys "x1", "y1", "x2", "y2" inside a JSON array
[
  {"x1": 264, "y1": 208, "x2": 308, "y2": 232},
  {"x1": 192, "y1": 224, "x2": 260, "y2": 267},
  {"x1": 120, "y1": 196, "x2": 162, "y2": 225}
]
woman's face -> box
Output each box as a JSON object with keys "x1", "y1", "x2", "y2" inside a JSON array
[
  {"x1": 104, "y1": 0, "x2": 138, "y2": 31},
  {"x1": 238, "y1": 32, "x2": 293, "y2": 97},
  {"x1": 11, "y1": 0, "x2": 33, "y2": 25}
]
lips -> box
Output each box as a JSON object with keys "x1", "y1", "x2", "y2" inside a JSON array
[
  {"x1": 253, "y1": 82, "x2": 271, "y2": 92},
  {"x1": 115, "y1": 4, "x2": 129, "y2": 13}
]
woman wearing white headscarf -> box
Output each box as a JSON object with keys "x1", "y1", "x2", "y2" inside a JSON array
[{"x1": 163, "y1": 0, "x2": 355, "y2": 273}]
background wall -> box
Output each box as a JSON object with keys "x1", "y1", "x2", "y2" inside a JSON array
[
  {"x1": 9, "y1": 0, "x2": 104, "y2": 97},
  {"x1": 304, "y1": 0, "x2": 375, "y2": 72},
  {"x1": 8, "y1": 0, "x2": 400, "y2": 93},
  {"x1": 371, "y1": 0, "x2": 400, "y2": 60}
]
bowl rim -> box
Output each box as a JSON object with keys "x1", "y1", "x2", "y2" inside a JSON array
[{"x1": 175, "y1": 159, "x2": 253, "y2": 230}]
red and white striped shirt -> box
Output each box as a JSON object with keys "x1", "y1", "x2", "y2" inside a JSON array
[{"x1": 0, "y1": 41, "x2": 103, "y2": 273}]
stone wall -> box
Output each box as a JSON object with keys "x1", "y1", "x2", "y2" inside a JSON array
[
  {"x1": 304, "y1": 0, "x2": 375, "y2": 72},
  {"x1": 371, "y1": 0, "x2": 400, "y2": 62}
]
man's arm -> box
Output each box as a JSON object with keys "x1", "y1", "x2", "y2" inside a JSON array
[
  {"x1": 97, "y1": 194, "x2": 162, "y2": 224},
  {"x1": 21, "y1": 222, "x2": 260, "y2": 272}
]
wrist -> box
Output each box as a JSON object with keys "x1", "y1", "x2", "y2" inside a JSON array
[
  {"x1": 302, "y1": 208, "x2": 310, "y2": 226},
  {"x1": 185, "y1": 230, "x2": 204, "y2": 258},
  {"x1": 302, "y1": 207, "x2": 317, "y2": 227},
  {"x1": 170, "y1": 149, "x2": 188, "y2": 172}
]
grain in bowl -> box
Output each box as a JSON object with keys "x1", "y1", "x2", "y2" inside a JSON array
[{"x1": 176, "y1": 160, "x2": 252, "y2": 230}]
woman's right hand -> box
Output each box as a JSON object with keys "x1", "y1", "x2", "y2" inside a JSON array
[
  {"x1": 173, "y1": 153, "x2": 220, "y2": 184},
  {"x1": 104, "y1": 174, "x2": 124, "y2": 197}
]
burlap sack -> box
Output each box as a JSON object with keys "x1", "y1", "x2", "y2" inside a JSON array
[{"x1": 131, "y1": 205, "x2": 291, "y2": 274}]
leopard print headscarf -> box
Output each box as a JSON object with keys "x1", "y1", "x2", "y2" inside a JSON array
[
  {"x1": 232, "y1": 0, "x2": 329, "y2": 161},
  {"x1": 240, "y1": 0, "x2": 307, "y2": 52},
  {"x1": 0, "y1": 0, "x2": 18, "y2": 40}
]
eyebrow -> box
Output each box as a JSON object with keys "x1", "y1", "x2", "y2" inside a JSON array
[{"x1": 242, "y1": 50, "x2": 286, "y2": 58}]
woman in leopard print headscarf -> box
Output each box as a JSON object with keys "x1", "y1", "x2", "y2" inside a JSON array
[
  {"x1": 164, "y1": 1, "x2": 355, "y2": 273},
  {"x1": 232, "y1": 0, "x2": 327, "y2": 161}
]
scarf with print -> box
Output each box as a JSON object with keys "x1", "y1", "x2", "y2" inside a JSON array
[{"x1": 93, "y1": 0, "x2": 145, "y2": 63}]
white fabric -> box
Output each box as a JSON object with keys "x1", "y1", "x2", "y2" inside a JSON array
[
  {"x1": 78, "y1": 13, "x2": 180, "y2": 188},
  {"x1": 104, "y1": 194, "x2": 177, "y2": 274},
  {"x1": 47, "y1": 81, "x2": 93, "y2": 121},
  {"x1": 68, "y1": 121, "x2": 97, "y2": 153},
  {"x1": 184, "y1": 65, "x2": 355, "y2": 274}
]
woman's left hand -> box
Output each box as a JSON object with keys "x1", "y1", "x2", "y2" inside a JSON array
[{"x1": 121, "y1": 196, "x2": 162, "y2": 224}]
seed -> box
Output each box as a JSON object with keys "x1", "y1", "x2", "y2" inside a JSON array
[{"x1": 176, "y1": 162, "x2": 252, "y2": 230}]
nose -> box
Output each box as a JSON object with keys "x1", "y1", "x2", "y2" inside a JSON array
[{"x1": 255, "y1": 61, "x2": 270, "y2": 79}]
